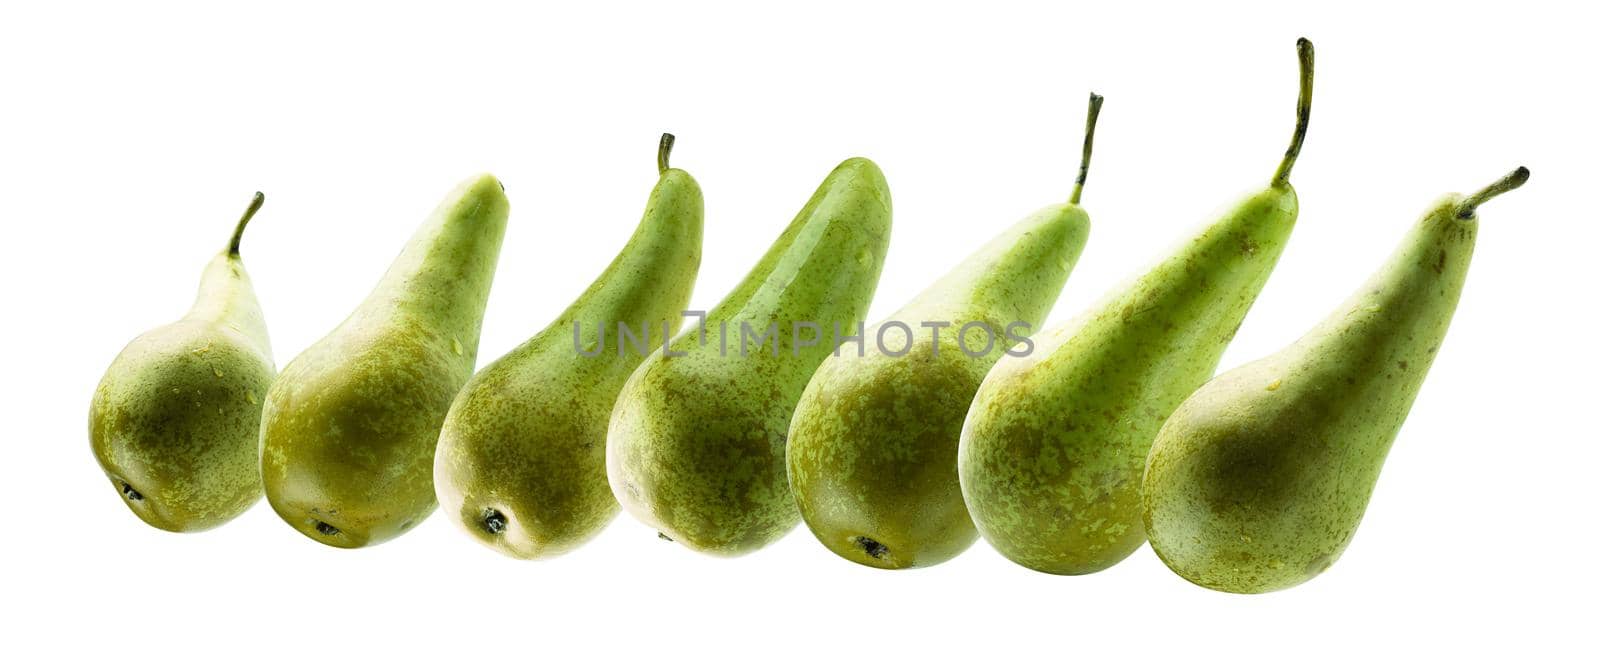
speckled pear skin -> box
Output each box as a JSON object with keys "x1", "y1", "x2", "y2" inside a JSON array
[
  {"x1": 436, "y1": 140, "x2": 703, "y2": 559},
  {"x1": 787, "y1": 203, "x2": 1090, "y2": 569},
  {"x1": 959, "y1": 187, "x2": 1298, "y2": 574},
  {"x1": 959, "y1": 39, "x2": 1316, "y2": 576},
  {"x1": 1142, "y1": 179, "x2": 1521, "y2": 594},
  {"x1": 607, "y1": 157, "x2": 891, "y2": 556},
  {"x1": 260, "y1": 174, "x2": 508, "y2": 549},
  {"x1": 89, "y1": 196, "x2": 275, "y2": 532}
]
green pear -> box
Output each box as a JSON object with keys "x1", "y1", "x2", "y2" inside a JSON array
[
  {"x1": 1142, "y1": 167, "x2": 1529, "y2": 594},
  {"x1": 786, "y1": 94, "x2": 1103, "y2": 570},
  {"x1": 435, "y1": 135, "x2": 703, "y2": 559},
  {"x1": 607, "y1": 157, "x2": 892, "y2": 556},
  {"x1": 89, "y1": 194, "x2": 275, "y2": 532},
  {"x1": 959, "y1": 38, "x2": 1316, "y2": 575},
  {"x1": 260, "y1": 174, "x2": 509, "y2": 548}
]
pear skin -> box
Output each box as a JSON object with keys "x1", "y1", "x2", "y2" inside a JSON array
[
  {"x1": 607, "y1": 157, "x2": 892, "y2": 556},
  {"x1": 89, "y1": 194, "x2": 275, "y2": 532},
  {"x1": 1142, "y1": 168, "x2": 1530, "y2": 594},
  {"x1": 959, "y1": 38, "x2": 1315, "y2": 575},
  {"x1": 260, "y1": 174, "x2": 509, "y2": 548},
  {"x1": 786, "y1": 94, "x2": 1102, "y2": 569},
  {"x1": 436, "y1": 135, "x2": 703, "y2": 559}
]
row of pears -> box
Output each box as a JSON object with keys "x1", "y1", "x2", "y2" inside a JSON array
[{"x1": 89, "y1": 38, "x2": 1530, "y2": 593}]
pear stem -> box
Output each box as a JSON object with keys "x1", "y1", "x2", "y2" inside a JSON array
[
  {"x1": 658, "y1": 133, "x2": 676, "y2": 175},
  {"x1": 1271, "y1": 37, "x2": 1315, "y2": 188},
  {"x1": 1456, "y1": 167, "x2": 1531, "y2": 219},
  {"x1": 228, "y1": 192, "x2": 265, "y2": 257},
  {"x1": 1069, "y1": 92, "x2": 1105, "y2": 205}
]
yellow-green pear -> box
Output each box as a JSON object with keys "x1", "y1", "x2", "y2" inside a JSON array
[
  {"x1": 436, "y1": 135, "x2": 703, "y2": 558},
  {"x1": 1142, "y1": 167, "x2": 1530, "y2": 594},
  {"x1": 607, "y1": 157, "x2": 892, "y2": 556},
  {"x1": 786, "y1": 94, "x2": 1103, "y2": 569},
  {"x1": 260, "y1": 174, "x2": 509, "y2": 548},
  {"x1": 960, "y1": 38, "x2": 1315, "y2": 575},
  {"x1": 89, "y1": 194, "x2": 275, "y2": 532}
]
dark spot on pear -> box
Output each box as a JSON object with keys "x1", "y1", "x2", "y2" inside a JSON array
[
  {"x1": 481, "y1": 508, "x2": 507, "y2": 535},
  {"x1": 314, "y1": 521, "x2": 341, "y2": 536},
  {"x1": 119, "y1": 481, "x2": 143, "y2": 501},
  {"x1": 854, "y1": 536, "x2": 889, "y2": 559}
]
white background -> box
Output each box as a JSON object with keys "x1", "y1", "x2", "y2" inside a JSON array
[{"x1": 2, "y1": 1, "x2": 1593, "y2": 665}]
